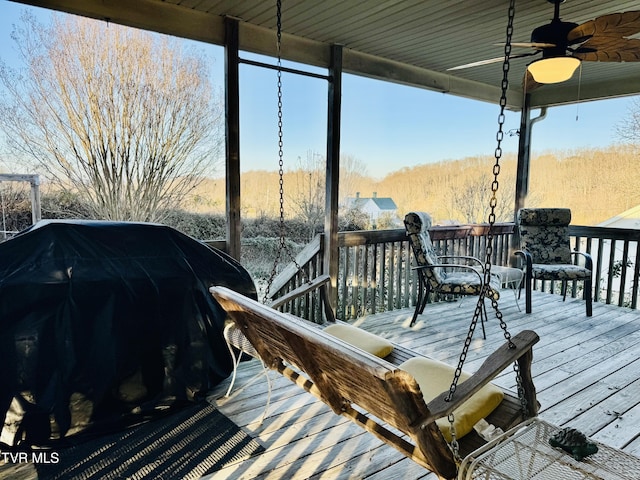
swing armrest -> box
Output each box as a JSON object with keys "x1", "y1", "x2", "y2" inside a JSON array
[
  {"x1": 268, "y1": 274, "x2": 331, "y2": 309},
  {"x1": 423, "y1": 330, "x2": 539, "y2": 423}
]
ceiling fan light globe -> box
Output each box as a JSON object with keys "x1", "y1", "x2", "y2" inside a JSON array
[{"x1": 527, "y1": 57, "x2": 581, "y2": 84}]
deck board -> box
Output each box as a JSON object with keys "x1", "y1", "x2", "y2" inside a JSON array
[{"x1": 205, "y1": 291, "x2": 640, "y2": 479}]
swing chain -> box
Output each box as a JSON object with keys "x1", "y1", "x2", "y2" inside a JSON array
[
  {"x1": 446, "y1": 0, "x2": 523, "y2": 461},
  {"x1": 487, "y1": 0, "x2": 528, "y2": 416},
  {"x1": 263, "y1": 0, "x2": 309, "y2": 302}
]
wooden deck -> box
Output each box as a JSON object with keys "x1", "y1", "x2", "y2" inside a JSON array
[{"x1": 204, "y1": 290, "x2": 640, "y2": 480}]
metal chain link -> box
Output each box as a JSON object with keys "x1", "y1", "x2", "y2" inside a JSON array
[
  {"x1": 264, "y1": 0, "x2": 308, "y2": 302},
  {"x1": 446, "y1": 0, "x2": 527, "y2": 461}
]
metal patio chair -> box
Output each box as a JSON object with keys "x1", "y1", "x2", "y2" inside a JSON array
[
  {"x1": 515, "y1": 208, "x2": 593, "y2": 316},
  {"x1": 404, "y1": 211, "x2": 501, "y2": 337}
]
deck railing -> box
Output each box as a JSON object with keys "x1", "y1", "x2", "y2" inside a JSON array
[
  {"x1": 222, "y1": 223, "x2": 640, "y2": 321},
  {"x1": 336, "y1": 224, "x2": 515, "y2": 320},
  {"x1": 570, "y1": 225, "x2": 640, "y2": 309}
]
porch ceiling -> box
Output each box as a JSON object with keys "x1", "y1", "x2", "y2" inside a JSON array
[{"x1": 10, "y1": 0, "x2": 640, "y2": 110}]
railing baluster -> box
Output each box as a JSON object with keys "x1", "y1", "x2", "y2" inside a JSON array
[
  {"x1": 372, "y1": 243, "x2": 379, "y2": 313},
  {"x1": 620, "y1": 240, "x2": 630, "y2": 307},
  {"x1": 633, "y1": 245, "x2": 640, "y2": 310},
  {"x1": 403, "y1": 241, "x2": 411, "y2": 308},
  {"x1": 380, "y1": 242, "x2": 387, "y2": 314},
  {"x1": 606, "y1": 239, "x2": 616, "y2": 305},
  {"x1": 387, "y1": 241, "x2": 395, "y2": 311},
  {"x1": 594, "y1": 238, "x2": 604, "y2": 303}
]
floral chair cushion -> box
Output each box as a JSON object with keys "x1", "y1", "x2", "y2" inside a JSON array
[
  {"x1": 517, "y1": 208, "x2": 591, "y2": 280},
  {"x1": 439, "y1": 272, "x2": 501, "y2": 300},
  {"x1": 517, "y1": 208, "x2": 572, "y2": 265},
  {"x1": 531, "y1": 264, "x2": 591, "y2": 281},
  {"x1": 404, "y1": 211, "x2": 445, "y2": 285},
  {"x1": 404, "y1": 211, "x2": 500, "y2": 300}
]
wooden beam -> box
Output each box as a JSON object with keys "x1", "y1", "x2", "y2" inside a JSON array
[
  {"x1": 11, "y1": 0, "x2": 226, "y2": 45},
  {"x1": 529, "y1": 73, "x2": 640, "y2": 108},
  {"x1": 224, "y1": 17, "x2": 241, "y2": 260}
]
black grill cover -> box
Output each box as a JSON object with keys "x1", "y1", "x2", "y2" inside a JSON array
[{"x1": 0, "y1": 220, "x2": 256, "y2": 447}]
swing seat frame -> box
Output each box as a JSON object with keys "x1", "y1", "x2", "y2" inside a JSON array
[{"x1": 211, "y1": 285, "x2": 539, "y2": 480}]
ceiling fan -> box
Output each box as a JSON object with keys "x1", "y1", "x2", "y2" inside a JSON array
[{"x1": 448, "y1": 0, "x2": 640, "y2": 91}]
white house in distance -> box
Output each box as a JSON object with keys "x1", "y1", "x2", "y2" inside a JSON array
[{"x1": 343, "y1": 192, "x2": 399, "y2": 227}]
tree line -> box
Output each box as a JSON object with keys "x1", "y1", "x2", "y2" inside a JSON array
[{"x1": 193, "y1": 143, "x2": 639, "y2": 228}]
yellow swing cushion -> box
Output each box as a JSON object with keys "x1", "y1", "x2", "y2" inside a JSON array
[
  {"x1": 324, "y1": 323, "x2": 394, "y2": 358},
  {"x1": 400, "y1": 357, "x2": 504, "y2": 441}
]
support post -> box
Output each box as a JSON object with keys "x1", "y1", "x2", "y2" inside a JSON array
[
  {"x1": 514, "y1": 94, "x2": 532, "y2": 218},
  {"x1": 30, "y1": 176, "x2": 41, "y2": 224},
  {"x1": 324, "y1": 44, "x2": 343, "y2": 313},
  {"x1": 513, "y1": 94, "x2": 546, "y2": 265},
  {"x1": 512, "y1": 95, "x2": 531, "y2": 267},
  {"x1": 224, "y1": 17, "x2": 242, "y2": 260}
]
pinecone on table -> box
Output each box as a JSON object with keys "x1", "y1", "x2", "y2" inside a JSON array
[{"x1": 549, "y1": 427, "x2": 599, "y2": 461}]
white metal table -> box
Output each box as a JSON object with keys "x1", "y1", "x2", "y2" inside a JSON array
[{"x1": 459, "y1": 418, "x2": 640, "y2": 480}]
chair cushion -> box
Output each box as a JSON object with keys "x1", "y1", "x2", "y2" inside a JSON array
[
  {"x1": 438, "y1": 272, "x2": 501, "y2": 300},
  {"x1": 404, "y1": 211, "x2": 446, "y2": 285},
  {"x1": 324, "y1": 323, "x2": 394, "y2": 358},
  {"x1": 517, "y1": 208, "x2": 572, "y2": 264},
  {"x1": 518, "y1": 208, "x2": 571, "y2": 226},
  {"x1": 532, "y1": 264, "x2": 591, "y2": 281},
  {"x1": 400, "y1": 357, "x2": 504, "y2": 442}
]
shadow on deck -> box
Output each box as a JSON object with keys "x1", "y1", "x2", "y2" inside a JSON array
[{"x1": 207, "y1": 290, "x2": 640, "y2": 479}]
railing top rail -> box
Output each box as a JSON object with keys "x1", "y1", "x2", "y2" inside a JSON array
[
  {"x1": 570, "y1": 225, "x2": 640, "y2": 241},
  {"x1": 338, "y1": 223, "x2": 516, "y2": 247}
]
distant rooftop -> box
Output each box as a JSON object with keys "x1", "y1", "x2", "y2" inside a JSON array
[{"x1": 345, "y1": 192, "x2": 397, "y2": 211}]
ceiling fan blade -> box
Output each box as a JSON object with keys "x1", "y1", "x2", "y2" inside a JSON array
[
  {"x1": 568, "y1": 11, "x2": 640, "y2": 43},
  {"x1": 567, "y1": 35, "x2": 593, "y2": 47},
  {"x1": 495, "y1": 42, "x2": 556, "y2": 49},
  {"x1": 570, "y1": 46, "x2": 597, "y2": 54},
  {"x1": 447, "y1": 52, "x2": 539, "y2": 71},
  {"x1": 573, "y1": 37, "x2": 640, "y2": 62}
]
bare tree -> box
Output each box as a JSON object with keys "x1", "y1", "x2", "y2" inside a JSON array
[
  {"x1": 339, "y1": 154, "x2": 370, "y2": 202},
  {"x1": 448, "y1": 171, "x2": 518, "y2": 224},
  {"x1": 616, "y1": 97, "x2": 640, "y2": 147},
  {"x1": 289, "y1": 150, "x2": 325, "y2": 241},
  {"x1": 0, "y1": 12, "x2": 223, "y2": 222}
]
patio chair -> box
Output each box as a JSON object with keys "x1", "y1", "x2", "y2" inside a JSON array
[
  {"x1": 404, "y1": 212, "x2": 501, "y2": 336},
  {"x1": 515, "y1": 208, "x2": 593, "y2": 316}
]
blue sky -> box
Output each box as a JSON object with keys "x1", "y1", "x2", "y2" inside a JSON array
[{"x1": 0, "y1": 1, "x2": 635, "y2": 179}]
